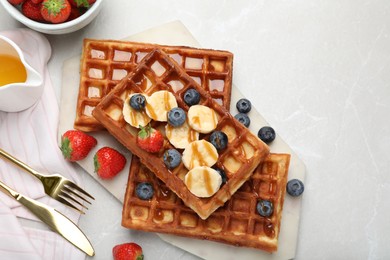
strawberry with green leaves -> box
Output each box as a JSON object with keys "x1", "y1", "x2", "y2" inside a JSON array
[
  {"x1": 60, "y1": 130, "x2": 97, "y2": 162},
  {"x1": 41, "y1": 0, "x2": 71, "y2": 24},
  {"x1": 68, "y1": 0, "x2": 95, "y2": 8},
  {"x1": 113, "y1": 243, "x2": 143, "y2": 260},
  {"x1": 136, "y1": 124, "x2": 164, "y2": 153},
  {"x1": 94, "y1": 147, "x2": 126, "y2": 179}
]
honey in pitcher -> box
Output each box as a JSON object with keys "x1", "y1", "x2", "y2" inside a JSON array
[{"x1": 0, "y1": 54, "x2": 27, "y2": 87}]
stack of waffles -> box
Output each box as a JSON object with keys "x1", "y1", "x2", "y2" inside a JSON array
[{"x1": 74, "y1": 39, "x2": 291, "y2": 252}]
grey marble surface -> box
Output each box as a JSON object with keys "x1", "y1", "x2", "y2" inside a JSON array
[{"x1": 1, "y1": 1, "x2": 390, "y2": 259}]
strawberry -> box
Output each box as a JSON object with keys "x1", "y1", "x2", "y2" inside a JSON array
[
  {"x1": 68, "y1": 0, "x2": 95, "y2": 8},
  {"x1": 113, "y1": 243, "x2": 143, "y2": 260},
  {"x1": 67, "y1": 6, "x2": 83, "y2": 21},
  {"x1": 31, "y1": 0, "x2": 43, "y2": 4},
  {"x1": 60, "y1": 130, "x2": 97, "y2": 162},
  {"x1": 8, "y1": 0, "x2": 26, "y2": 5},
  {"x1": 41, "y1": 0, "x2": 71, "y2": 24},
  {"x1": 136, "y1": 124, "x2": 164, "y2": 153},
  {"x1": 21, "y1": 0, "x2": 45, "y2": 22},
  {"x1": 94, "y1": 147, "x2": 126, "y2": 179}
]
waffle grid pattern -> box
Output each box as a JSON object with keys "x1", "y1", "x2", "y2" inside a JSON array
[
  {"x1": 122, "y1": 154, "x2": 290, "y2": 252},
  {"x1": 74, "y1": 39, "x2": 233, "y2": 132},
  {"x1": 92, "y1": 49, "x2": 269, "y2": 219}
]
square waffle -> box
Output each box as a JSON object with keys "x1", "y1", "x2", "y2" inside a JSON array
[
  {"x1": 122, "y1": 154, "x2": 290, "y2": 252},
  {"x1": 92, "y1": 49, "x2": 270, "y2": 219},
  {"x1": 74, "y1": 39, "x2": 234, "y2": 132}
]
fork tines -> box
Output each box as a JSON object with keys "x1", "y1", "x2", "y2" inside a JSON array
[{"x1": 57, "y1": 181, "x2": 95, "y2": 214}]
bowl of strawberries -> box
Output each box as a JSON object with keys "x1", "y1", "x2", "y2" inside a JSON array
[{"x1": 0, "y1": 0, "x2": 103, "y2": 34}]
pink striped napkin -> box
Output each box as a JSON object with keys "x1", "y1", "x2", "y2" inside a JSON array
[{"x1": 0, "y1": 29, "x2": 85, "y2": 260}]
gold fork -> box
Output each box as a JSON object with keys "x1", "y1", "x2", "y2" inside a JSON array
[{"x1": 0, "y1": 148, "x2": 94, "y2": 214}]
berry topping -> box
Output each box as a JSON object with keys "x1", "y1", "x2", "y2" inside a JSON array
[
  {"x1": 234, "y1": 113, "x2": 250, "y2": 127},
  {"x1": 286, "y1": 179, "x2": 304, "y2": 197},
  {"x1": 167, "y1": 107, "x2": 186, "y2": 127},
  {"x1": 236, "y1": 98, "x2": 252, "y2": 113},
  {"x1": 113, "y1": 242, "x2": 144, "y2": 260},
  {"x1": 136, "y1": 124, "x2": 164, "y2": 153},
  {"x1": 69, "y1": 0, "x2": 96, "y2": 8},
  {"x1": 256, "y1": 199, "x2": 274, "y2": 217},
  {"x1": 135, "y1": 182, "x2": 154, "y2": 200},
  {"x1": 163, "y1": 149, "x2": 182, "y2": 169},
  {"x1": 212, "y1": 166, "x2": 227, "y2": 185},
  {"x1": 129, "y1": 94, "x2": 146, "y2": 111},
  {"x1": 60, "y1": 130, "x2": 97, "y2": 162},
  {"x1": 183, "y1": 88, "x2": 200, "y2": 106},
  {"x1": 41, "y1": 0, "x2": 71, "y2": 24},
  {"x1": 258, "y1": 126, "x2": 276, "y2": 143},
  {"x1": 94, "y1": 147, "x2": 126, "y2": 179},
  {"x1": 209, "y1": 131, "x2": 228, "y2": 150}
]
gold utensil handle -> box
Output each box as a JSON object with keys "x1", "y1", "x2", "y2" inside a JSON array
[
  {"x1": 0, "y1": 148, "x2": 41, "y2": 179},
  {"x1": 0, "y1": 180, "x2": 19, "y2": 199}
]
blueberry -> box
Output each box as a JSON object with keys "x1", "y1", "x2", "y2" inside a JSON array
[
  {"x1": 212, "y1": 167, "x2": 227, "y2": 185},
  {"x1": 183, "y1": 88, "x2": 200, "y2": 106},
  {"x1": 209, "y1": 131, "x2": 228, "y2": 150},
  {"x1": 130, "y1": 94, "x2": 146, "y2": 110},
  {"x1": 168, "y1": 107, "x2": 186, "y2": 127},
  {"x1": 135, "y1": 182, "x2": 154, "y2": 200},
  {"x1": 236, "y1": 98, "x2": 252, "y2": 113},
  {"x1": 163, "y1": 149, "x2": 182, "y2": 169},
  {"x1": 286, "y1": 179, "x2": 304, "y2": 197},
  {"x1": 258, "y1": 126, "x2": 276, "y2": 143},
  {"x1": 234, "y1": 113, "x2": 250, "y2": 127},
  {"x1": 256, "y1": 199, "x2": 274, "y2": 217}
]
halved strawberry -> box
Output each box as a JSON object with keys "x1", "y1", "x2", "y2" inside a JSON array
[{"x1": 136, "y1": 124, "x2": 164, "y2": 153}]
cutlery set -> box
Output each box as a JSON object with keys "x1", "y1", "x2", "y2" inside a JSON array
[{"x1": 0, "y1": 148, "x2": 95, "y2": 256}]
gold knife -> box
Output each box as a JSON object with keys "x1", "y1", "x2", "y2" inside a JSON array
[{"x1": 0, "y1": 179, "x2": 95, "y2": 257}]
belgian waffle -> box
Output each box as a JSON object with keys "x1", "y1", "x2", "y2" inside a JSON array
[
  {"x1": 74, "y1": 39, "x2": 234, "y2": 132},
  {"x1": 122, "y1": 154, "x2": 290, "y2": 252},
  {"x1": 92, "y1": 49, "x2": 269, "y2": 219}
]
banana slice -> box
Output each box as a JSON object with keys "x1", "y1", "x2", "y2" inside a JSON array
[
  {"x1": 145, "y1": 90, "x2": 178, "y2": 122},
  {"x1": 123, "y1": 94, "x2": 151, "y2": 128},
  {"x1": 165, "y1": 120, "x2": 199, "y2": 149},
  {"x1": 187, "y1": 105, "x2": 218, "y2": 134},
  {"x1": 182, "y1": 140, "x2": 218, "y2": 170},
  {"x1": 184, "y1": 166, "x2": 222, "y2": 198}
]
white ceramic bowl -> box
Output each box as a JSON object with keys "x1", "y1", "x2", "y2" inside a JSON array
[{"x1": 0, "y1": 0, "x2": 103, "y2": 34}]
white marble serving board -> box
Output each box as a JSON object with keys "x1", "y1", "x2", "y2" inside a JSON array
[{"x1": 59, "y1": 20, "x2": 306, "y2": 260}]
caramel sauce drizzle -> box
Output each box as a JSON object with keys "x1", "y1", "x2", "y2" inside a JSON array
[
  {"x1": 154, "y1": 208, "x2": 164, "y2": 221},
  {"x1": 190, "y1": 142, "x2": 204, "y2": 169},
  {"x1": 203, "y1": 168, "x2": 213, "y2": 195},
  {"x1": 188, "y1": 129, "x2": 197, "y2": 143},
  {"x1": 186, "y1": 173, "x2": 193, "y2": 190},
  {"x1": 146, "y1": 103, "x2": 157, "y2": 119},
  {"x1": 205, "y1": 142, "x2": 218, "y2": 162},
  {"x1": 211, "y1": 109, "x2": 217, "y2": 128},
  {"x1": 263, "y1": 222, "x2": 275, "y2": 238},
  {"x1": 192, "y1": 116, "x2": 201, "y2": 128},
  {"x1": 164, "y1": 91, "x2": 172, "y2": 111},
  {"x1": 130, "y1": 111, "x2": 136, "y2": 125}
]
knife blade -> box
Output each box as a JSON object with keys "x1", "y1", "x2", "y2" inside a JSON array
[{"x1": 0, "y1": 179, "x2": 95, "y2": 256}]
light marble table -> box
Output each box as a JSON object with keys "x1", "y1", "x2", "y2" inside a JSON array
[{"x1": 1, "y1": 1, "x2": 390, "y2": 259}]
